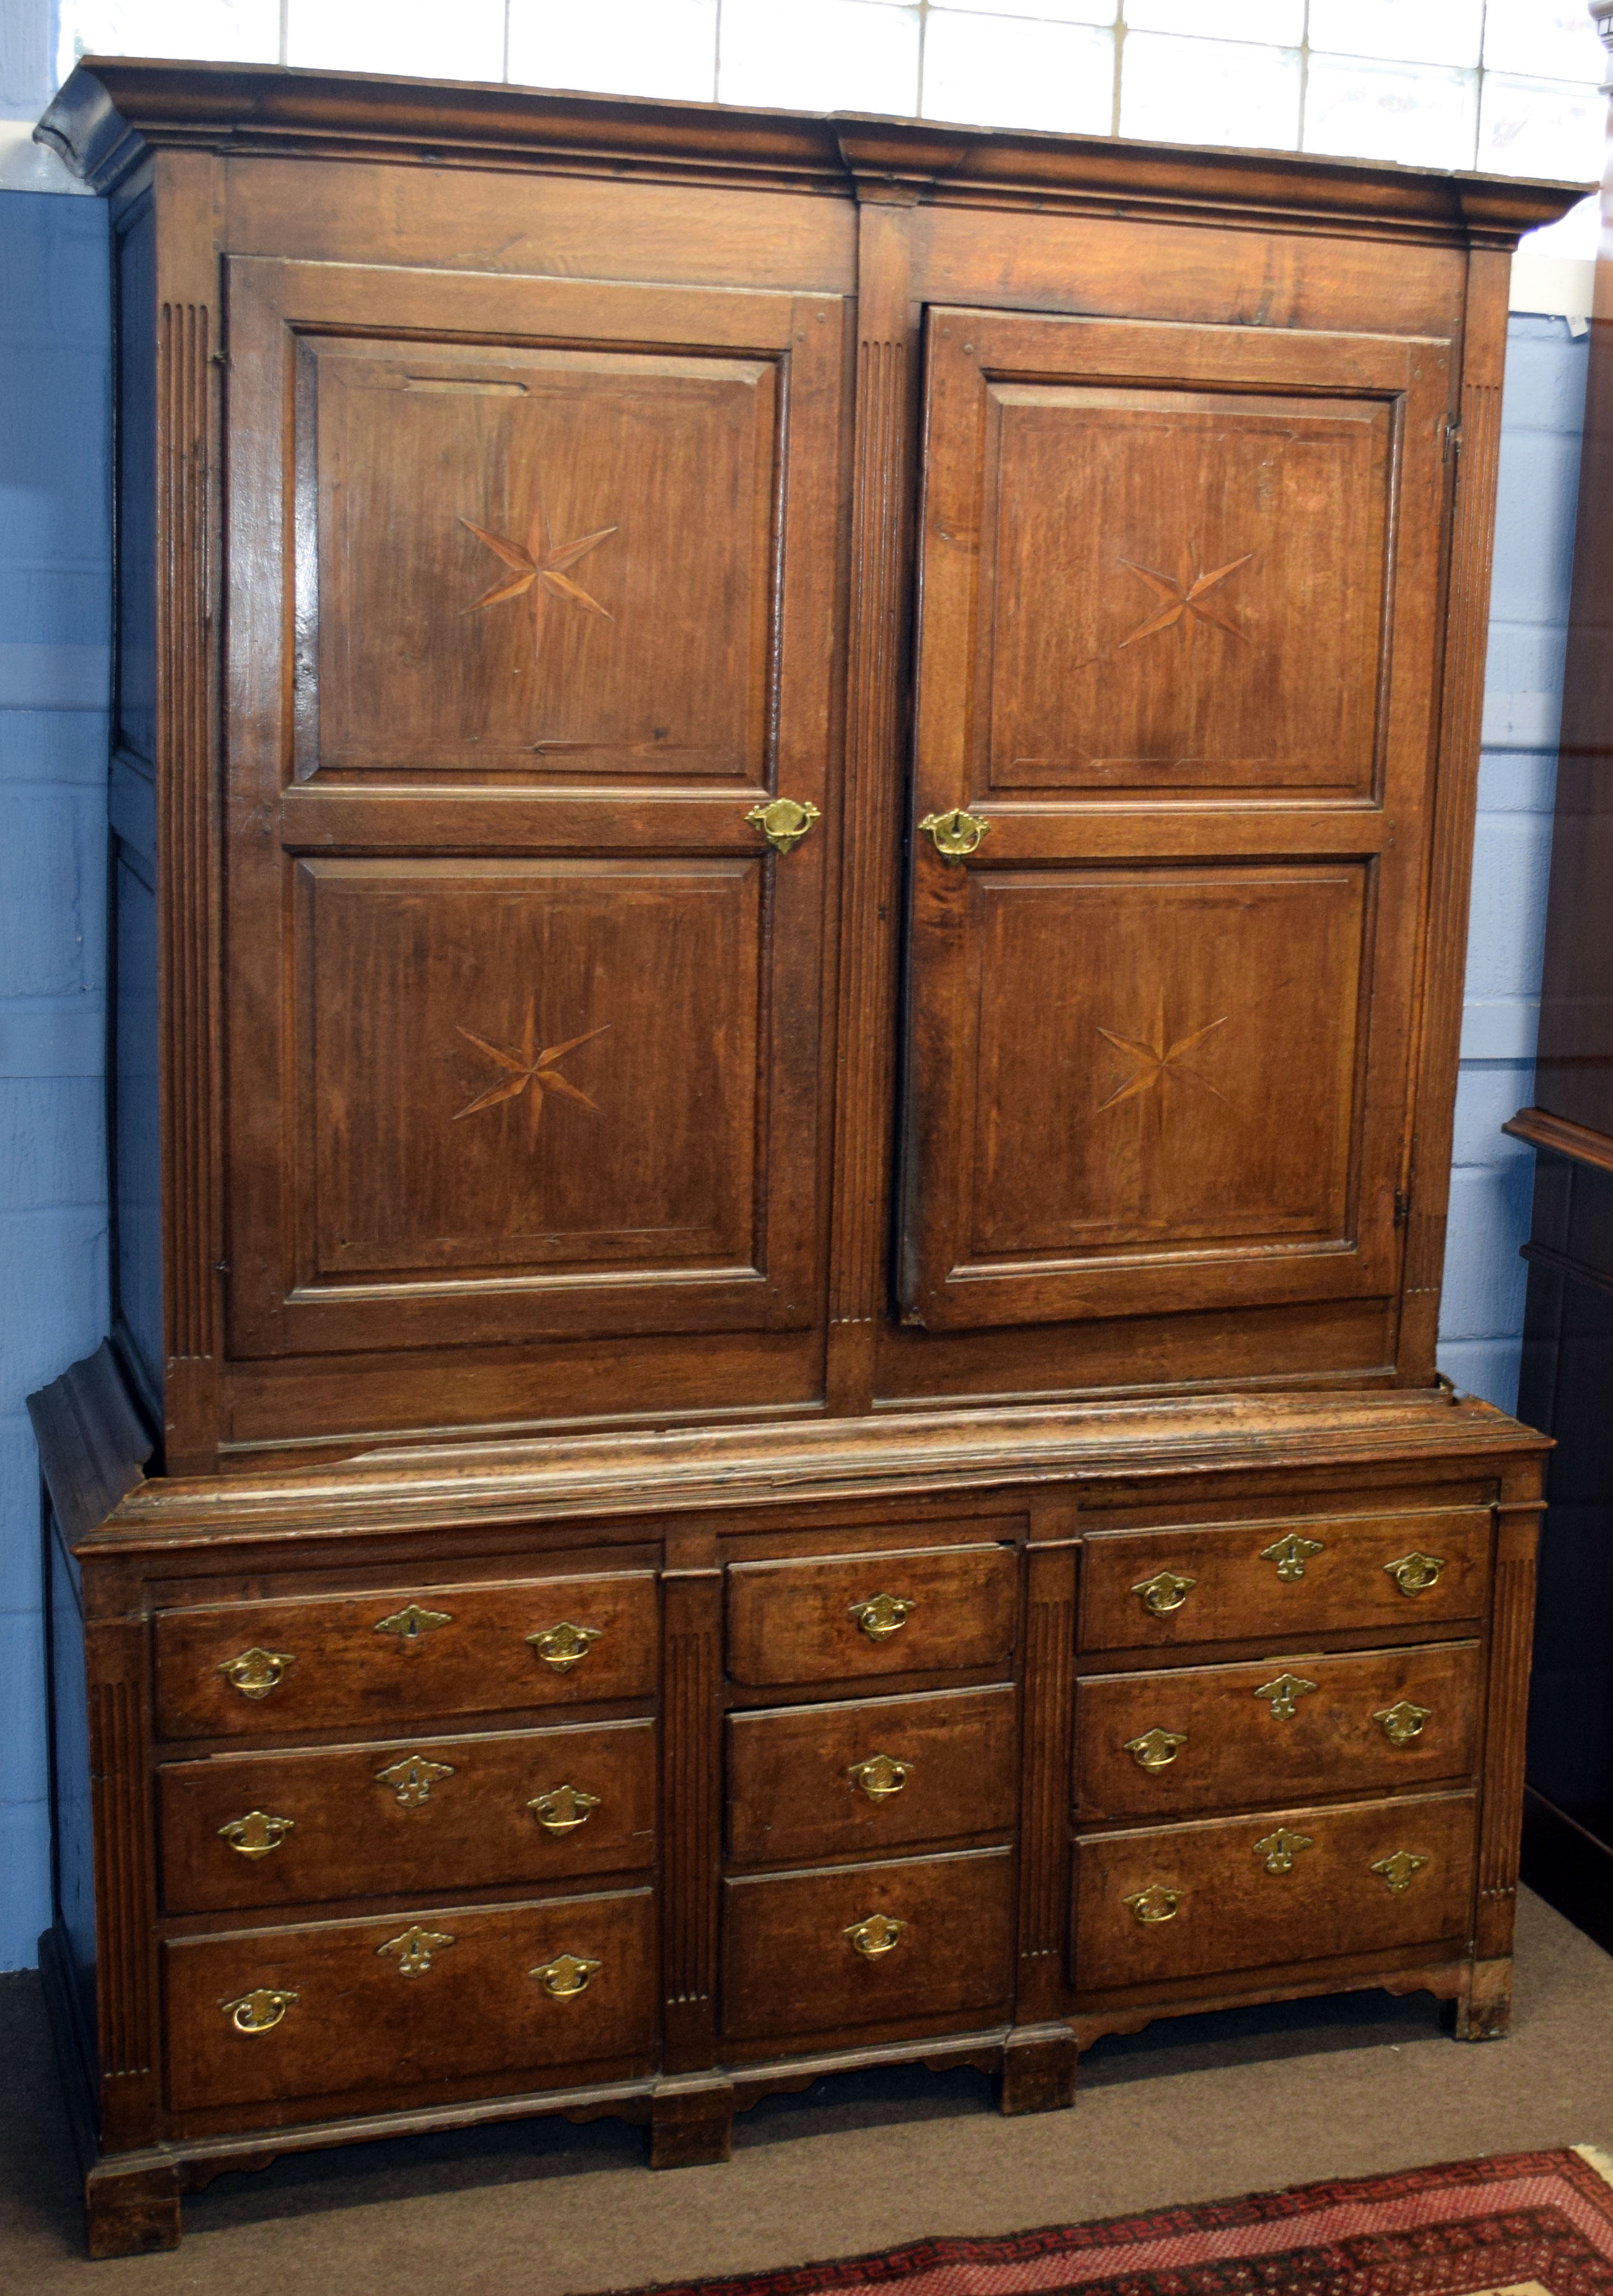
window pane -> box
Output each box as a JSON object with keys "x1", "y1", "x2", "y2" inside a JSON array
[
  {"x1": 1303, "y1": 54, "x2": 1479, "y2": 170},
  {"x1": 1479, "y1": 72, "x2": 1606, "y2": 181},
  {"x1": 1122, "y1": 0, "x2": 1302, "y2": 41},
  {"x1": 1482, "y1": 0, "x2": 1605, "y2": 85},
  {"x1": 718, "y1": 0, "x2": 921, "y2": 114},
  {"x1": 1120, "y1": 32, "x2": 1300, "y2": 150},
  {"x1": 509, "y1": 0, "x2": 719, "y2": 102},
  {"x1": 922, "y1": 12, "x2": 1113, "y2": 131},
  {"x1": 1306, "y1": 0, "x2": 1482, "y2": 71},
  {"x1": 59, "y1": 0, "x2": 278, "y2": 79},
  {"x1": 285, "y1": 0, "x2": 507, "y2": 80}
]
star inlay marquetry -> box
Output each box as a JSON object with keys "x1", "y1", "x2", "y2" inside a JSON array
[
  {"x1": 461, "y1": 482, "x2": 618, "y2": 659},
  {"x1": 1096, "y1": 998, "x2": 1231, "y2": 1116},
  {"x1": 453, "y1": 998, "x2": 609, "y2": 1141},
  {"x1": 1118, "y1": 542, "x2": 1254, "y2": 651}
]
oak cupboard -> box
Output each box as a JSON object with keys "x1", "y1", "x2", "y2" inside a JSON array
[{"x1": 27, "y1": 56, "x2": 1578, "y2": 2257}]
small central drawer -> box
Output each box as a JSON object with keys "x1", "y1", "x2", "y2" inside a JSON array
[
  {"x1": 1073, "y1": 1790, "x2": 1476, "y2": 1994},
  {"x1": 721, "y1": 1847, "x2": 1014, "y2": 2042},
  {"x1": 727, "y1": 1685, "x2": 1016, "y2": 1864},
  {"x1": 155, "y1": 1570, "x2": 658, "y2": 1740},
  {"x1": 159, "y1": 1718, "x2": 658, "y2": 1913},
  {"x1": 1079, "y1": 1508, "x2": 1490, "y2": 1651},
  {"x1": 1076, "y1": 1642, "x2": 1480, "y2": 1820},
  {"x1": 164, "y1": 1887, "x2": 656, "y2": 2115},
  {"x1": 726, "y1": 1543, "x2": 1018, "y2": 1687}
]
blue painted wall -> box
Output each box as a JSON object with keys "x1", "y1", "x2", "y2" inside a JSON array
[{"x1": 0, "y1": 208, "x2": 1583, "y2": 1965}]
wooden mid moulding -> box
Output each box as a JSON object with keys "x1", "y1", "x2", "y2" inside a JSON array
[{"x1": 27, "y1": 56, "x2": 1580, "y2": 2258}]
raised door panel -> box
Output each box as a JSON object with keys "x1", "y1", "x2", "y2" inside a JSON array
[
  {"x1": 224, "y1": 259, "x2": 842, "y2": 1355},
  {"x1": 901, "y1": 308, "x2": 1450, "y2": 1330}
]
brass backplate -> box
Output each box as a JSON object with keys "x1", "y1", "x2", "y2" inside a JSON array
[
  {"x1": 845, "y1": 1913, "x2": 906, "y2": 1958},
  {"x1": 217, "y1": 1809, "x2": 295, "y2": 1859},
  {"x1": 849, "y1": 1593, "x2": 915, "y2": 1643},
  {"x1": 1124, "y1": 1728, "x2": 1188, "y2": 1775},
  {"x1": 375, "y1": 1754, "x2": 456, "y2": 1808},
  {"x1": 746, "y1": 796, "x2": 820, "y2": 854},
  {"x1": 529, "y1": 1783, "x2": 602, "y2": 1833},
  {"x1": 1131, "y1": 1570, "x2": 1196, "y2": 1617},
  {"x1": 526, "y1": 1621, "x2": 602, "y2": 1672},
  {"x1": 373, "y1": 1601, "x2": 454, "y2": 1645},
  {"x1": 217, "y1": 1647, "x2": 295, "y2": 1700},
  {"x1": 531, "y1": 1952, "x2": 602, "y2": 1999}
]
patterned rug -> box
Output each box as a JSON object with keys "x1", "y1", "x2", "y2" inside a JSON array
[{"x1": 627, "y1": 2149, "x2": 1613, "y2": 2296}]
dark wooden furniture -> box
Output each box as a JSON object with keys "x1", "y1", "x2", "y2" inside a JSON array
[
  {"x1": 1504, "y1": 0, "x2": 1613, "y2": 1960},
  {"x1": 28, "y1": 56, "x2": 1578, "y2": 2258}
]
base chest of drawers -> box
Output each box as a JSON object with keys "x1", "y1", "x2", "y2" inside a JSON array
[
  {"x1": 28, "y1": 54, "x2": 1578, "y2": 2261},
  {"x1": 33, "y1": 1367, "x2": 1546, "y2": 2256}
]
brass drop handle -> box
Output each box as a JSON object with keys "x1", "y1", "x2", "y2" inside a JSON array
[
  {"x1": 845, "y1": 1913, "x2": 906, "y2": 1958},
  {"x1": 1253, "y1": 1672, "x2": 1317, "y2": 1721},
  {"x1": 919, "y1": 806, "x2": 991, "y2": 859},
  {"x1": 1373, "y1": 1699, "x2": 1432, "y2": 1748},
  {"x1": 1384, "y1": 1551, "x2": 1446, "y2": 1596},
  {"x1": 526, "y1": 1621, "x2": 602, "y2": 1672},
  {"x1": 847, "y1": 1753, "x2": 911, "y2": 1801},
  {"x1": 850, "y1": 1593, "x2": 916, "y2": 1643},
  {"x1": 1254, "y1": 1827, "x2": 1313, "y2": 1874},
  {"x1": 378, "y1": 1924, "x2": 455, "y2": 1976},
  {"x1": 220, "y1": 1987, "x2": 298, "y2": 2033},
  {"x1": 746, "y1": 796, "x2": 820, "y2": 854},
  {"x1": 531, "y1": 1952, "x2": 601, "y2": 1999},
  {"x1": 1124, "y1": 1728, "x2": 1187, "y2": 1775},
  {"x1": 375, "y1": 1754, "x2": 455, "y2": 1807},
  {"x1": 1123, "y1": 1884, "x2": 1183, "y2": 1924},
  {"x1": 1372, "y1": 1850, "x2": 1430, "y2": 1892},
  {"x1": 1260, "y1": 1533, "x2": 1324, "y2": 1581},
  {"x1": 1131, "y1": 1570, "x2": 1196, "y2": 1617},
  {"x1": 217, "y1": 1646, "x2": 295, "y2": 1700},
  {"x1": 217, "y1": 1809, "x2": 295, "y2": 1859},
  {"x1": 374, "y1": 1602, "x2": 453, "y2": 1646},
  {"x1": 529, "y1": 1783, "x2": 601, "y2": 1833}
]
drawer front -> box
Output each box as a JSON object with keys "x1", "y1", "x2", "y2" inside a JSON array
[
  {"x1": 155, "y1": 1571, "x2": 659, "y2": 1739},
  {"x1": 727, "y1": 1685, "x2": 1017, "y2": 1864},
  {"x1": 1079, "y1": 1510, "x2": 1490, "y2": 1651},
  {"x1": 1076, "y1": 1643, "x2": 1480, "y2": 1820},
  {"x1": 1073, "y1": 1791, "x2": 1476, "y2": 1993},
  {"x1": 165, "y1": 1887, "x2": 656, "y2": 2113},
  {"x1": 722, "y1": 1848, "x2": 1014, "y2": 2041},
  {"x1": 160, "y1": 1719, "x2": 658, "y2": 1914},
  {"x1": 727, "y1": 1543, "x2": 1019, "y2": 1687}
]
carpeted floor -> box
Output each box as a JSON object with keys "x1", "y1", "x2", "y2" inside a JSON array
[{"x1": 2, "y1": 1888, "x2": 1611, "y2": 2296}]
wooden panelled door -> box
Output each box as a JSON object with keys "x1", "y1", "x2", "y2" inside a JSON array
[
  {"x1": 900, "y1": 307, "x2": 1451, "y2": 1331},
  {"x1": 222, "y1": 259, "x2": 843, "y2": 1357}
]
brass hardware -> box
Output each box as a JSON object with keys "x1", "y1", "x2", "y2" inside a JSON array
[
  {"x1": 1124, "y1": 1884, "x2": 1184, "y2": 1924},
  {"x1": 220, "y1": 1988, "x2": 298, "y2": 2033},
  {"x1": 1384, "y1": 1551, "x2": 1447, "y2": 1597},
  {"x1": 374, "y1": 1602, "x2": 454, "y2": 1646},
  {"x1": 1254, "y1": 1825, "x2": 1313, "y2": 1874},
  {"x1": 847, "y1": 1753, "x2": 911, "y2": 1801},
  {"x1": 1373, "y1": 1698, "x2": 1433, "y2": 1749},
  {"x1": 1132, "y1": 1569, "x2": 1196, "y2": 1617},
  {"x1": 849, "y1": 1593, "x2": 916, "y2": 1643},
  {"x1": 1260, "y1": 1533, "x2": 1325, "y2": 1582},
  {"x1": 530, "y1": 1952, "x2": 601, "y2": 1999},
  {"x1": 918, "y1": 806, "x2": 991, "y2": 860},
  {"x1": 217, "y1": 1809, "x2": 295, "y2": 1860},
  {"x1": 845, "y1": 1913, "x2": 906, "y2": 1958},
  {"x1": 217, "y1": 1647, "x2": 295, "y2": 1701},
  {"x1": 375, "y1": 1754, "x2": 456, "y2": 1808},
  {"x1": 1371, "y1": 1850, "x2": 1430, "y2": 1893},
  {"x1": 1253, "y1": 1672, "x2": 1318, "y2": 1722},
  {"x1": 378, "y1": 1924, "x2": 456, "y2": 1977},
  {"x1": 529, "y1": 1783, "x2": 601, "y2": 1834},
  {"x1": 746, "y1": 796, "x2": 820, "y2": 854},
  {"x1": 1124, "y1": 1728, "x2": 1188, "y2": 1775},
  {"x1": 526, "y1": 1621, "x2": 602, "y2": 1672}
]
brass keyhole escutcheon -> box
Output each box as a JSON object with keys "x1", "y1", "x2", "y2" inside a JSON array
[
  {"x1": 378, "y1": 1924, "x2": 456, "y2": 1977},
  {"x1": 847, "y1": 1753, "x2": 911, "y2": 1801},
  {"x1": 850, "y1": 1593, "x2": 916, "y2": 1643},
  {"x1": 1373, "y1": 1699, "x2": 1432, "y2": 1749},
  {"x1": 1371, "y1": 1850, "x2": 1430, "y2": 1893},
  {"x1": 919, "y1": 806, "x2": 991, "y2": 859},
  {"x1": 845, "y1": 1913, "x2": 906, "y2": 1959},
  {"x1": 1254, "y1": 1826, "x2": 1313, "y2": 1875},
  {"x1": 217, "y1": 1809, "x2": 295, "y2": 1860},
  {"x1": 217, "y1": 1646, "x2": 295, "y2": 1700},
  {"x1": 1260, "y1": 1533, "x2": 1325, "y2": 1582},
  {"x1": 220, "y1": 1987, "x2": 298, "y2": 2033},
  {"x1": 1384, "y1": 1551, "x2": 1446, "y2": 1597},
  {"x1": 529, "y1": 1783, "x2": 601, "y2": 1834},
  {"x1": 1124, "y1": 1728, "x2": 1188, "y2": 1775},
  {"x1": 374, "y1": 1602, "x2": 453, "y2": 1646},
  {"x1": 1123, "y1": 1884, "x2": 1184, "y2": 1925},
  {"x1": 1131, "y1": 1570, "x2": 1196, "y2": 1617},
  {"x1": 746, "y1": 796, "x2": 820, "y2": 854},
  {"x1": 375, "y1": 1754, "x2": 455, "y2": 1808},
  {"x1": 526, "y1": 1621, "x2": 602, "y2": 1672},
  {"x1": 1253, "y1": 1672, "x2": 1318, "y2": 1723},
  {"x1": 531, "y1": 1952, "x2": 601, "y2": 1999}
]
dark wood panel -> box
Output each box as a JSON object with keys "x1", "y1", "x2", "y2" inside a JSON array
[
  {"x1": 165, "y1": 1887, "x2": 656, "y2": 2111},
  {"x1": 726, "y1": 1543, "x2": 1019, "y2": 1687},
  {"x1": 721, "y1": 1848, "x2": 1014, "y2": 2041},
  {"x1": 726, "y1": 1685, "x2": 1016, "y2": 1864},
  {"x1": 1072, "y1": 1791, "x2": 1476, "y2": 1992},
  {"x1": 1075, "y1": 1641, "x2": 1481, "y2": 1820},
  {"x1": 154, "y1": 1571, "x2": 658, "y2": 1739},
  {"x1": 159, "y1": 1718, "x2": 657, "y2": 1912}
]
